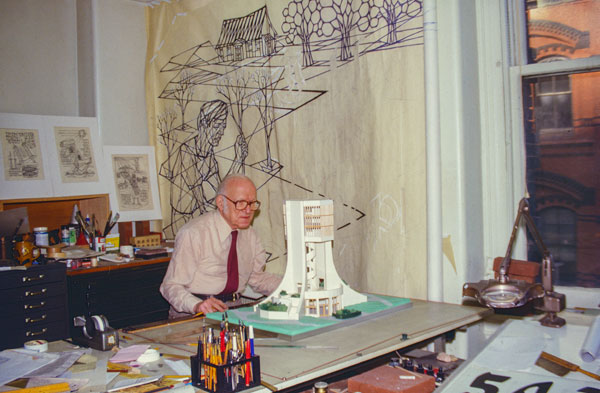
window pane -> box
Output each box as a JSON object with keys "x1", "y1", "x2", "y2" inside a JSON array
[
  {"x1": 523, "y1": 70, "x2": 600, "y2": 288},
  {"x1": 525, "y1": 0, "x2": 598, "y2": 64}
]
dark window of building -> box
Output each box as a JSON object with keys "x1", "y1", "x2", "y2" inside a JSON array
[{"x1": 522, "y1": 0, "x2": 600, "y2": 288}]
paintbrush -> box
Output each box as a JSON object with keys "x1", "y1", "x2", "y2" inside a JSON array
[{"x1": 536, "y1": 351, "x2": 600, "y2": 380}]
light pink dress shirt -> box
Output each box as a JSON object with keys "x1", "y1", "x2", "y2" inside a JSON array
[{"x1": 160, "y1": 210, "x2": 281, "y2": 317}]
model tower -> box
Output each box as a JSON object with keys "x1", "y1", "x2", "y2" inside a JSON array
[{"x1": 255, "y1": 200, "x2": 367, "y2": 320}]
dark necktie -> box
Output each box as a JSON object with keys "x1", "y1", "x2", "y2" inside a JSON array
[{"x1": 220, "y1": 230, "x2": 239, "y2": 295}]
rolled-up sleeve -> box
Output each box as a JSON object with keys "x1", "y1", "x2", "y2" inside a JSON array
[{"x1": 160, "y1": 229, "x2": 202, "y2": 314}]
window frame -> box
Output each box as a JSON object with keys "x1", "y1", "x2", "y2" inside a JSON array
[{"x1": 489, "y1": 0, "x2": 600, "y2": 305}]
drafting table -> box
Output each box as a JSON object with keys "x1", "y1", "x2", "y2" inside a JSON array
[
  {"x1": 121, "y1": 299, "x2": 489, "y2": 391},
  {"x1": 0, "y1": 299, "x2": 488, "y2": 392}
]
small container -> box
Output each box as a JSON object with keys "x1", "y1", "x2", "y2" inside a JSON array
[
  {"x1": 33, "y1": 227, "x2": 49, "y2": 254},
  {"x1": 68, "y1": 225, "x2": 77, "y2": 245},
  {"x1": 61, "y1": 225, "x2": 70, "y2": 245},
  {"x1": 314, "y1": 382, "x2": 328, "y2": 393}
]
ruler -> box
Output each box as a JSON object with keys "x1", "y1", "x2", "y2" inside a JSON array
[{"x1": 9, "y1": 382, "x2": 70, "y2": 393}]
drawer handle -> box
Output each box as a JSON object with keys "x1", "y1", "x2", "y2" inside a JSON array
[
  {"x1": 25, "y1": 288, "x2": 47, "y2": 297},
  {"x1": 26, "y1": 328, "x2": 48, "y2": 337},
  {"x1": 24, "y1": 301, "x2": 46, "y2": 309},
  {"x1": 23, "y1": 274, "x2": 45, "y2": 282},
  {"x1": 25, "y1": 315, "x2": 47, "y2": 323}
]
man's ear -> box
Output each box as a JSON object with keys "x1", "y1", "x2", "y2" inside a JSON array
[{"x1": 215, "y1": 194, "x2": 224, "y2": 211}]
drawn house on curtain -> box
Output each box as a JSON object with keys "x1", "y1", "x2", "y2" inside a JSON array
[{"x1": 215, "y1": 6, "x2": 278, "y2": 62}]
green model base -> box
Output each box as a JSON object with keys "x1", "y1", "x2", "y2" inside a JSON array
[{"x1": 207, "y1": 293, "x2": 411, "y2": 340}]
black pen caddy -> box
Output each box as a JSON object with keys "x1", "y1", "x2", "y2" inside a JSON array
[{"x1": 191, "y1": 344, "x2": 261, "y2": 393}]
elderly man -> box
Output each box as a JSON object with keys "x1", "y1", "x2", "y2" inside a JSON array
[{"x1": 160, "y1": 174, "x2": 281, "y2": 318}]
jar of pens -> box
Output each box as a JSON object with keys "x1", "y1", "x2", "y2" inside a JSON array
[{"x1": 190, "y1": 318, "x2": 260, "y2": 393}]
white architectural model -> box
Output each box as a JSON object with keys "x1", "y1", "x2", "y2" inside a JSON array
[{"x1": 255, "y1": 200, "x2": 367, "y2": 320}]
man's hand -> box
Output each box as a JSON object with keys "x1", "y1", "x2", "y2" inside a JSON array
[{"x1": 194, "y1": 297, "x2": 228, "y2": 314}]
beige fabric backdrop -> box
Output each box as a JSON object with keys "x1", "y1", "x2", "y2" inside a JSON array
[{"x1": 145, "y1": 0, "x2": 427, "y2": 299}]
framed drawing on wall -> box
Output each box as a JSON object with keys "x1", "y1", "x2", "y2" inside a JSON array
[
  {"x1": 103, "y1": 145, "x2": 162, "y2": 222},
  {"x1": 45, "y1": 115, "x2": 107, "y2": 197},
  {"x1": 0, "y1": 113, "x2": 55, "y2": 199}
]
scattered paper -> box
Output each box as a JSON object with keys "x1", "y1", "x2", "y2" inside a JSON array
[
  {"x1": 0, "y1": 349, "x2": 59, "y2": 386},
  {"x1": 164, "y1": 359, "x2": 191, "y2": 376},
  {"x1": 27, "y1": 377, "x2": 89, "y2": 392},
  {"x1": 107, "y1": 376, "x2": 160, "y2": 392},
  {"x1": 109, "y1": 345, "x2": 150, "y2": 363}
]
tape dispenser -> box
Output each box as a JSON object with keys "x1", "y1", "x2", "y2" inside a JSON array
[{"x1": 72, "y1": 314, "x2": 119, "y2": 351}]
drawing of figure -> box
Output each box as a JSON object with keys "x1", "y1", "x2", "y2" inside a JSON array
[
  {"x1": 179, "y1": 100, "x2": 229, "y2": 215},
  {"x1": 12, "y1": 138, "x2": 38, "y2": 177}
]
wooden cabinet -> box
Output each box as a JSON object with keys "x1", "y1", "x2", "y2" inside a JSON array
[
  {"x1": 67, "y1": 259, "x2": 171, "y2": 333},
  {"x1": 0, "y1": 194, "x2": 110, "y2": 234},
  {"x1": 0, "y1": 263, "x2": 69, "y2": 350}
]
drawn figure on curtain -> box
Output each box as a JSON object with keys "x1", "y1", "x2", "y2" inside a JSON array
[
  {"x1": 0, "y1": 128, "x2": 44, "y2": 180},
  {"x1": 112, "y1": 154, "x2": 154, "y2": 211},
  {"x1": 55, "y1": 126, "x2": 99, "y2": 183},
  {"x1": 154, "y1": 0, "x2": 423, "y2": 237}
]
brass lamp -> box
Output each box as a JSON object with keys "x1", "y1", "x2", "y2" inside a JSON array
[{"x1": 463, "y1": 198, "x2": 566, "y2": 327}]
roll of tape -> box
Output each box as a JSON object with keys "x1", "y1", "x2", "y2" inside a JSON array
[
  {"x1": 136, "y1": 348, "x2": 161, "y2": 364},
  {"x1": 24, "y1": 339, "x2": 48, "y2": 352},
  {"x1": 92, "y1": 315, "x2": 107, "y2": 332}
]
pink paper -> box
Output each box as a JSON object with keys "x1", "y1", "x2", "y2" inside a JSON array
[{"x1": 109, "y1": 344, "x2": 150, "y2": 363}]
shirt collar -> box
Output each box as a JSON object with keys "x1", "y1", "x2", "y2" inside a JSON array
[{"x1": 214, "y1": 210, "x2": 237, "y2": 241}]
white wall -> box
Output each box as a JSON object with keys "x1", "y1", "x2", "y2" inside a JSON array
[
  {"x1": 93, "y1": 0, "x2": 149, "y2": 146},
  {"x1": 0, "y1": 0, "x2": 149, "y2": 146},
  {"x1": 0, "y1": 0, "x2": 79, "y2": 116}
]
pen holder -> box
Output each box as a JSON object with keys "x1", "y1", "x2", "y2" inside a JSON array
[{"x1": 191, "y1": 352, "x2": 261, "y2": 393}]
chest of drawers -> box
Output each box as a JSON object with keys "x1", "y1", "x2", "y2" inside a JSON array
[{"x1": 0, "y1": 263, "x2": 69, "y2": 350}]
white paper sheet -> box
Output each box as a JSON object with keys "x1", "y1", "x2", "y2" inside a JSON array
[{"x1": 581, "y1": 316, "x2": 600, "y2": 362}]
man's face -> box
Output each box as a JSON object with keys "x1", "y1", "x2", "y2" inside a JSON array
[{"x1": 217, "y1": 178, "x2": 257, "y2": 230}]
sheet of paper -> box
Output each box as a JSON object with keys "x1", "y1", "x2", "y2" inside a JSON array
[
  {"x1": 109, "y1": 345, "x2": 150, "y2": 363},
  {"x1": 163, "y1": 359, "x2": 191, "y2": 376},
  {"x1": 107, "y1": 376, "x2": 160, "y2": 392},
  {"x1": 0, "y1": 349, "x2": 59, "y2": 386},
  {"x1": 27, "y1": 377, "x2": 89, "y2": 392},
  {"x1": 24, "y1": 349, "x2": 86, "y2": 378}
]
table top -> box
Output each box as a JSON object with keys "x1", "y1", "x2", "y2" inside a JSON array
[
  {"x1": 437, "y1": 310, "x2": 600, "y2": 392},
  {"x1": 0, "y1": 299, "x2": 489, "y2": 392},
  {"x1": 124, "y1": 298, "x2": 490, "y2": 391}
]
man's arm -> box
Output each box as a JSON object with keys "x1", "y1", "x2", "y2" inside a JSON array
[{"x1": 160, "y1": 230, "x2": 205, "y2": 314}]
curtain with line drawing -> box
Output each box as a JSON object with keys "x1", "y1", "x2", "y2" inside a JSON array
[{"x1": 144, "y1": 0, "x2": 428, "y2": 299}]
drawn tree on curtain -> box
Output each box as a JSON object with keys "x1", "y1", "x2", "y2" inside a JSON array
[
  {"x1": 251, "y1": 67, "x2": 285, "y2": 171},
  {"x1": 372, "y1": 0, "x2": 423, "y2": 44},
  {"x1": 217, "y1": 67, "x2": 254, "y2": 175},
  {"x1": 281, "y1": 0, "x2": 334, "y2": 67},
  {"x1": 321, "y1": 0, "x2": 376, "y2": 61}
]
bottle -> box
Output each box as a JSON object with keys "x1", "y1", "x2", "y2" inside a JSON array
[
  {"x1": 61, "y1": 225, "x2": 70, "y2": 245},
  {"x1": 33, "y1": 227, "x2": 49, "y2": 255}
]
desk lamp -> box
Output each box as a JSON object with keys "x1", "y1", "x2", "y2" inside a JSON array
[{"x1": 463, "y1": 198, "x2": 566, "y2": 327}]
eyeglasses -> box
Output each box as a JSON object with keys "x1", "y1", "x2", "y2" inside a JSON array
[{"x1": 220, "y1": 194, "x2": 261, "y2": 211}]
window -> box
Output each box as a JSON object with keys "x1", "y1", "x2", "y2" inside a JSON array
[{"x1": 519, "y1": 0, "x2": 600, "y2": 289}]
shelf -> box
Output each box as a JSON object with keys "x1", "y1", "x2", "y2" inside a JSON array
[{"x1": 0, "y1": 194, "x2": 110, "y2": 233}]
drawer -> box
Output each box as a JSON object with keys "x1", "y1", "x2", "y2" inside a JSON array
[
  {"x1": 0, "y1": 281, "x2": 66, "y2": 304},
  {"x1": 3, "y1": 294, "x2": 68, "y2": 317},
  {"x1": 0, "y1": 320, "x2": 69, "y2": 351},
  {"x1": 0, "y1": 263, "x2": 66, "y2": 289},
  {"x1": 4, "y1": 306, "x2": 68, "y2": 330}
]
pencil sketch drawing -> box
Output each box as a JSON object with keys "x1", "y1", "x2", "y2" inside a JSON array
[
  {"x1": 1, "y1": 128, "x2": 45, "y2": 181},
  {"x1": 112, "y1": 154, "x2": 154, "y2": 211},
  {"x1": 154, "y1": 1, "x2": 423, "y2": 237},
  {"x1": 54, "y1": 126, "x2": 99, "y2": 183}
]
